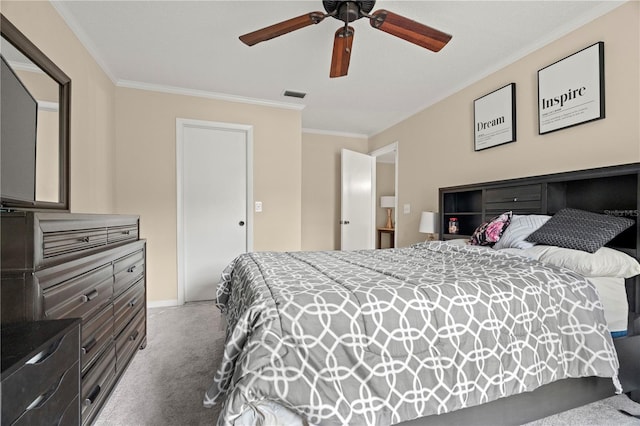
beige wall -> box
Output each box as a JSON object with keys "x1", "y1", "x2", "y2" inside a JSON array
[
  {"x1": 369, "y1": 2, "x2": 640, "y2": 248},
  {"x1": 15, "y1": 70, "x2": 60, "y2": 201},
  {"x1": 35, "y1": 109, "x2": 59, "y2": 201},
  {"x1": 301, "y1": 132, "x2": 368, "y2": 251},
  {"x1": 16, "y1": 70, "x2": 58, "y2": 102},
  {"x1": 114, "y1": 88, "x2": 302, "y2": 302},
  {"x1": 2, "y1": 1, "x2": 117, "y2": 213}
]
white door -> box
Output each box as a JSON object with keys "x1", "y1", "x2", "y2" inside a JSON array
[
  {"x1": 341, "y1": 149, "x2": 375, "y2": 250},
  {"x1": 179, "y1": 120, "x2": 251, "y2": 303}
]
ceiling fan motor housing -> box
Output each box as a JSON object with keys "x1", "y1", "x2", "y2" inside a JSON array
[{"x1": 323, "y1": 1, "x2": 376, "y2": 23}]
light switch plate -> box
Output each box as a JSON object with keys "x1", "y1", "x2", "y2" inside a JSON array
[
  {"x1": 403, "y1": 204, "x2": 410, "y2": 214},
  {"x1": 255, "y1": 201, "x2": 262, "y2": 212}
]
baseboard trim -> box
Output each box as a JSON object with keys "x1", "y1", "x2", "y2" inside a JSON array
[{"x1": 147, "y1": 299, "x2": 180, "y2": 308}]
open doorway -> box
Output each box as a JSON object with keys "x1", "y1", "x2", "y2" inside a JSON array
[{"x1": 370, "y1": 143, "x2": 398, "y2": 249}]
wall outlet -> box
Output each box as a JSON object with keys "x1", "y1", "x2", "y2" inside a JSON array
[
  {"x1": 255, "y1": 201, "x2": 262, "y2": 212},
  {"x1": 403, "y1": 204, "x2": 410, "y2": 214}
]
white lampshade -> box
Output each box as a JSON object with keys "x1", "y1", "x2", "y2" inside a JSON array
[
  {"x1": 380, "y1": 196, "x2": 395, "y2": 208},
  {"x1": 419, "y1": 211, "x2": 438, "y2": 234}
]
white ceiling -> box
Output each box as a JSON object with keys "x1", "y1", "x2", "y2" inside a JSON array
[{"x1": 52, "y1": 1, "x2": 625, "y2": 137}]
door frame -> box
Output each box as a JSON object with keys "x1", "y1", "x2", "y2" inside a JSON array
[
  {"x1": 176, "y1": 118, "x2": 254, "y2": 306},
  {"x1": 369, "y1": 142, "x2": 398, "y2": 247}
]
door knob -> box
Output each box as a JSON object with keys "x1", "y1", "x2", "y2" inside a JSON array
[{"x1": 239, "y1": 221, "x2": 245, "y2": 226}]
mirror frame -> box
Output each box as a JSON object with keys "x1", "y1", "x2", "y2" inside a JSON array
[{"x1": 1, "y1": 14, "x2": 70, "y2": 211}]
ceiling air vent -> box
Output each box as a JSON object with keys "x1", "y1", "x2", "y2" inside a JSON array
[{"x1": 283, "y1": 90, "x2": 306, "y2": 99}]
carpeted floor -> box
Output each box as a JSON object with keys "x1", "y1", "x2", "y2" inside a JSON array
[
  {"x1": 95, "y1": 302, "x2": 640, "y2": 426},
  {"x1": 95, "y1": 302, "x2": 224, "y2": 425}
]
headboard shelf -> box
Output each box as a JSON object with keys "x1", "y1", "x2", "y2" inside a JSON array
[{"x1": 439, "y1": 163, "x2": 639, "y2": 250}]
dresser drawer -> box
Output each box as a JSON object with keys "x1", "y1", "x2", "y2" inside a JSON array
[
  {"x1": 81, "y1": 344, "x2": 116, "y2": 425},
  {"x1": 115, "y1": 308, "x2": 145, "y2": 373},
  {"x1": 114, "y1": 279, "x2": 145, "y2": 336},
  {"x1": 485, "y1": 184, "x2": 543, "y2": 213},
  {"x1": 485, "y1": 200, "x2": 542, "y2": 213},
  {"x1": 12, "y1": 361, "x2": 80, "y2": 426},
  {"x1": 1, "y1": 324, "x2": 79, "y2": 425},
  {"x1": 43, "y1": 229, "x2": 108, "y2": 259},
  {"x1": 107, "y1": 225, "x2": 139, "y2": 245},
  {"x1": 485, "y1": 184, "x2": 542, "y2": 203},
  {"x1": 43, "y1": 264, "x2": 113, "y2": 321},
  {"x1": 58, "y1": 396, "x2": 80, "y2": 426},
  {"x1": 114, "y1": 249, "x2": 145, "y2": 296},
  {"x1": 81, "y1": 304, "x2": 114, "y2": 373}
]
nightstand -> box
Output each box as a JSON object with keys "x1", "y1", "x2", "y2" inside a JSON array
[{"x1": 377, "y1": 228, "x2": 395, "y2": 249}]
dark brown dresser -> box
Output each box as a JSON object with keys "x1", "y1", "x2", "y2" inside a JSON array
[{"x1": 1, "y1": 212, "x2": 147, "y2": 425}]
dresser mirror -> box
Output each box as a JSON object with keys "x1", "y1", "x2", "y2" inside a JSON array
[{"x1": 0, "y1": 14, "x2": 70, "y2": 211}]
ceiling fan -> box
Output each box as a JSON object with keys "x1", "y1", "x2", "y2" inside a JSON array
[{"x1": 239, "y1": 1, "x2": 452, "y2": 78}]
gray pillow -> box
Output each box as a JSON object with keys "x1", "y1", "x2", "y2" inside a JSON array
[{"x1": 526, "y1": 208, "x2": 634, "y2": 253}]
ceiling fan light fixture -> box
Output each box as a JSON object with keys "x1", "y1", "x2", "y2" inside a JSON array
[
  {"x1": 323, "y1": 1, "x2": 375, "y2": 21},
  {"x1": 336, "y1": 2, "x2": 361, "y2": 23}
]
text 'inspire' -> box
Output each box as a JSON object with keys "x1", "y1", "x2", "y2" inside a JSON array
[{"x1": 542, "y1": 86, "x2": 587, "y2": 110}]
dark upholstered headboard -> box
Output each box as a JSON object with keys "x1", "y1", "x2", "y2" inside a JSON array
[{"x1": 439, "y1": 162, "x2": 640, "y2": 334}]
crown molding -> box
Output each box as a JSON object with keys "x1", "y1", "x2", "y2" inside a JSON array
[
  {"x1": 302, "y1": 128, "x2": 368, "y2": 140},
  {"x1": 117, "y1": 80, "x2": 306, "y2": 111}
]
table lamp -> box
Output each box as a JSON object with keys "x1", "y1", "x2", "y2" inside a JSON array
[
  {"x1": 380, "y1": 196, "x2": 395, "y2": 229},
  {"x1": 419, "y1": 211, "x2": 438, "y2": 241}
]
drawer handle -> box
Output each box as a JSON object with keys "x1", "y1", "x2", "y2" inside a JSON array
[
  {"x1": 84, "y1": 385, "x2": 102, "y2": 407},
  {"x1": 81, "y1": 289, "x2": 99, "y2": 303},
  {"x1": 78, "y1": 236, "x2": 90, "y2": 243},
  {"x1": 127, "y1": 265, "x2": 137, "y2": 273},
  {"x1": 82, "y1": 337, "x2": 97, "y2": 355},
  {"x1": 513, "y1": 197, "x2": 518, "y2": 202},
  {"x1": 26, "y1": 336, "x2": 63, "y2": 365},
  {"x1": 129, "y1": 330, "x2": 140, "y2": 342},
  {"x1": 123, "y1": 230, "x2": 131, "y2": 235},
  {"x1": 128, "y1": 297, "x2": 138, "y2": 308},
  {"x1": 26, "y1": 368, "x2": 69, "y2": 410}
]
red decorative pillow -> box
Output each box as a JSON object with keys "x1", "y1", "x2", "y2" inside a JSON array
[{"x1": 469, "y1": 211, "x2": 512, "y2": 246}]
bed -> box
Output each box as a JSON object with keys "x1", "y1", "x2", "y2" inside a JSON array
[{"x1": 204, "y1": 163, "x2": 640, "y2": 425}]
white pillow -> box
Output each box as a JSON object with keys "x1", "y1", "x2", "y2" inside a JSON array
[
  {"x1": 493, "y1": 214, "x2": 551, "y2": 250},
  {"x1": 445, "y1": 238, "x2": 470, "y2": 246},
  {"x1": 525, "y1": 245, "x2": 640, "y2": 278}
]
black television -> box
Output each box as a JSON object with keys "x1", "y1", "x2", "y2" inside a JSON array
[{"x1": 1, "y1": 53, "x2": 38, "y2": 206}]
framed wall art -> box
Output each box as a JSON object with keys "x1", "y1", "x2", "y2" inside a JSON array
[
  {"x1": 538, "y1": 42, "x2": 604, "y2": 134},
  {"x1": 473, "y1": 83, "x2": 516, "y2": 151}
]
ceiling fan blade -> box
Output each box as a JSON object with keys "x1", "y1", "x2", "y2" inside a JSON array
[
  {"x1": 370, "y1": 9, "x2": 452, "y2": 52},
  {"x1": 239, "y1": 12, "x2": 325, "y2": 46},
  {"x1": 330, "y1": 26, "x2": 354, "y2": 78}
]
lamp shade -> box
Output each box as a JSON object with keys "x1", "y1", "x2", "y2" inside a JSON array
[
  {"x1": 380, "y1": 196, "x2": 395, "y2": 208},
  {"x1": 419, "y1": 211, "x2": 438, "y2": 234}
]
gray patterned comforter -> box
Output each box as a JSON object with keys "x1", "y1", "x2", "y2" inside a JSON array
[{"x1": 204, "y1": 242, "x2": 621, "y2": 425}]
